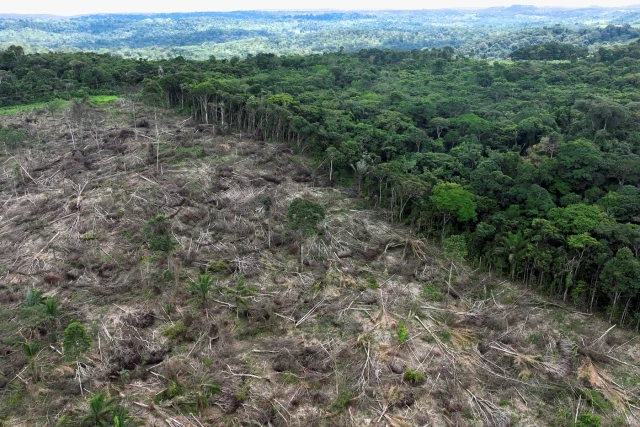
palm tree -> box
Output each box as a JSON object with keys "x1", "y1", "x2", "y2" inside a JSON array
[
  {"x1": 187, "y1": 273, "x2": 214, "y2": 307},
  {"x1": 227, "y1": 276, "x2": 256, "y2": 318},
  {"x1": 81, "y1": 392, "x2": 116, "y2": 426},
  {"x1": 112, "y1": 407, "x2": 141, "y2": 427},
  {"x1": 22, "y1": 340, "x2": 39, "y2": 381},
  {"x1": 494, "y1": 231, "x2": 530, "y2": 280},
  {"x1": 44, "y1": 296, "x2": 60, "y2": 342},
  {"x1": 25, "y1": 288, "x2": 44, "y2": 307}
]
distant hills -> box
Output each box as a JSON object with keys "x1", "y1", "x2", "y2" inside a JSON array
[{"x1": 0, "y1": 7, "x2": 639, "y2": 59}]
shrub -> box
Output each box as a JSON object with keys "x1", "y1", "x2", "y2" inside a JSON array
[
  {"x1": 397, "y1": 321, "x2": 409, "y2": 344},
  {"x1": 583, "y1": 390, "x2": 612, "y2": 411},
  {"x1": 163, "y1": 321, "x2": 187, "y2": 340},
  {"x1": 143, "y1": 214, "x2": 177, "y2": 253},
  {"x1": 112, "y1": 406, "x2": 141, "y2": 427},
  {"x1": 443, "y1": 234, "x2": 468, "y2": 260},
  {"x1": 287, "y1": 198, "x2": 326, "y2": 236},
  {"x1": 333, "y1": 390, "x2": 354, "y2": 412},
  {"x1": 575, "y1": 414, "x2": 601, "y2": 427},
  {"x1": 44, "y1": 297, "x2": 61, "y2": 341},
  {"x1": 63, "y1": 322, "x2": 91, "y2": 358},
  {"x1": 166, "y1": 380, "x2": 184, "y2": 399},
  {"x1": 207, "y1": 260, "x2": 229, "y2": 273},
  {"x1": 22, "y1": 341, "x2": 40, "y2": 381},
  {"x1": 403, "y1": 369, "x2": 426, "y2": 385},
  {"x1": 0, "y1": 127, "x2": 28, "y2": 150},
  {"x1": 226, "y1": 275, "x2": 257, "y2": 317}
]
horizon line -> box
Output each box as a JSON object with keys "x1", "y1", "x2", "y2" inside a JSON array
[{"x1": 3, "y1": 4, "x2": 640, "y2": 18}]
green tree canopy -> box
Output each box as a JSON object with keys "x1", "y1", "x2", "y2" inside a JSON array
[
  {"x1": 431, "y1": 182, "x2": 477, "y2": 222},
  {"x1": 287, "y1": 198, "x2": 326, "y2": 236}
]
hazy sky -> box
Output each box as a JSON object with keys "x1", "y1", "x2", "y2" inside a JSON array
[{"x1": 2, "y1": 0, "x2": 640, "y2": 16}]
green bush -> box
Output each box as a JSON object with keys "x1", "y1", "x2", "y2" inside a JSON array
[
  {"x1": 163, "y1": 321, "x2": 187, "y2": 340},
  {"x1": 207, "y1": 260, "x2": 230, "y2": 273},
  {"x1": 443, "y1": 234, "x2": 468, "y2": 260},
  {"x1": 143, "y1": 214, "x2": 177, "y2": 253},
  {"x1": 0, "y1": 128, "x2": 28, "y2": 150},
  {"x1": 397, "y1": 321, "x2": 409, "y2": 344},
  {"x1": 287, "y1": 198, "x2": 326, "y2": 236},
  {"x1": 575, "y1": 414, "x2": 602, "y2": 427},
  {"x1": 166, "y1": 380, "x2": 184, "y2": 399},
  {"x1": 403, "y1": 369, "x2": 426, "y2": 385},
  {"x1": 333, "y1": 390, "x2": 354, "y2": 412},
  {"x1": 583, "y1": 390, "x2": 612, "y2": 411},
  {"x1": 62, "y1": 322, "x2": 91, "y2": 358}
]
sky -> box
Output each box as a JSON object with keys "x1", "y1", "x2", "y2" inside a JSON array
[{"x1": 2, "y1": 0, "x2": 640, "y2": 16}]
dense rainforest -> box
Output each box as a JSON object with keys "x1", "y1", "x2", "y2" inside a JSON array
[
  {"x1": 1, "y1": 7, "x2": 640, "y2": 59},
  {"x1": 2, "y1": 40, "x2": 640, "y2": 329}
]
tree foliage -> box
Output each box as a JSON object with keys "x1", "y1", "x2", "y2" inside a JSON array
[
  {"x1": 287, "y1": 198, "x2": 326, "y2": 236},
  {"x1": 63, "y1": 322, "x2": 91, "y2": 358}
]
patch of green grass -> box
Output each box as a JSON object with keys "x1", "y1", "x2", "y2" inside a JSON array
[
  {"x1": 332, "y1": 390, "x2": 354, "y2": 412},
  {"x1": 555, "y1": 310, "x2": 566, "y2": 323},
  {"x1": 141, "y1": 252, "x2": 163, "y2": 264},
  {"x1": 439, "y1": 329, "x2": 452, "y2": 343},
  {"x1": 279, "y1": 372, "x2": 300, "y2": 385},
  {"x1": 235, "y1": 325, "x2": 271, "y2": 340},
  {"x1": 618, "y1": 372, "x2": 640, "y2": 388},
  {"x1": 499, "y1": 398, "x2": 512, "y2": 407},
  {"x1": 321, "y1": 270, "x2": 340, "y2": 288},
  {"x1": 309, "y1": 315, "x2": 339, "y2": 335},
  {"x1": 0, "y1": 96, "x2": 117, "y2": 116},
  {"x1": 423, "y1": 284, "x2": 444, "y2": 302},
  {"x1": 312, "y1": 281, "x2": 325, "y2": 294},
  {"x1": 0, "y1": 102, "x2": 50, "y2": 116},
  {"x1": 363, "y1": 273, "x2": 379, "y2": 290},
  {"x1": 169, "y1": 145, "x2": 207, "y2": 163},
  {"x1": 7, "y1": 382, "x2": 26, "y2": 407},
  {"x1": 89, "y1": 95, "x2": 119, "y2": 105},
  {"x1": 528, "y1": 332, "x2": 543, "y2": 347}
]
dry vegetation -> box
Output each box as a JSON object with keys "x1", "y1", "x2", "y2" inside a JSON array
[{"x1": 0, "y1": 100, "x2": 639, "y2": 426}]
